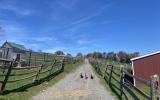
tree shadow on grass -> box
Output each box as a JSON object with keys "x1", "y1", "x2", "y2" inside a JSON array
[{"x1": 2, "y1": 69, "x2": 63, "y2": 95}]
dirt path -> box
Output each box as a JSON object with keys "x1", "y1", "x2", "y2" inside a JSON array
[{"x1": 32, "y1": 59, "x2": 115, "y2": 100}]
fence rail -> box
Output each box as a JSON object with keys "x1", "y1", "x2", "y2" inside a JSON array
[
  {"x1": 0, "y1": 46, "x2": 83, "y2": 95},
  {"x1": 89, "y1": 59, "x2": 155, "y2": 100},
  {"x1": 0, "y1": 58, "x2": 66, "y2": 93},
  {"x1": 0, "y1": 50, "x2": 78, "y2": 94}
]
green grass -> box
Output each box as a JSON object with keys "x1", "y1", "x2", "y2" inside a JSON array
[
  {"x1": 0, "y1": 59, "x2": 84, "y2": 100},
  {"x1": 0, "y1": 61, "x2": 57, "y2": 90},
  {"x1": 91, "y1": 60, "x2": 151, "y2": 100},
  {"x1": 92, "y1": 66, "x2": 119, "y2": 100}
]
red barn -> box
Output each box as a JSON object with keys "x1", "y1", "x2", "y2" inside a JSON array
[{"x1": 131, "y1": 51, "x2": 160, "y2": 86}]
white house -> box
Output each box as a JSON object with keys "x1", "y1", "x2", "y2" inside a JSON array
[{"x1": 1, "y1": 41, "x2": 29, "y2": 61}]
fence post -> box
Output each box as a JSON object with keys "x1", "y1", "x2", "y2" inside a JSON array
[
  {"x1": 35, "y1": 55, "x2": 36, "y2": 67},
  {"x1": 0, "y1": 60, "x2": 14, "y2": 93},
  {"x1": 43, "y1": 53, "x2": 46, "y2": 66},
  {"x1": 49, "y1": 59, "x2": 56, "y2": 75},
  {"x1": 104, "y1": 66, "x2": 108, "y2": 83},
  {"x1": 103, "y1": 64, "x2": 107, "y2": 78},
  {"x1": 150, "y1": 74, "x2": 160, "y2": 100},
  {"x1": 94, "y1": 60, "x2": 97, "y2": 70},
  {"x1": 43, "y1": 53, "x2": 46, "y2": 62},
  {"x1": 96, "y1": 61, "x2": 100, "y2": 73},
  {"x1": 61, "y1": 58, "x2": 65, "y2": 71},
  {"x1": 28, "y1": 51, "x2": 32, "y2": 66},
  {"x1": 99, "y1": 64, "x2": 103, "y2": 76},
  {"x1": 95, "y1": 62, "x2": 97, "y2": 71},
  {"x1": 120, "y1": 65, "x2": 124, "y2": 99},
  {"x1": 108, "y1": 65, "x2": 113, "y2": 85},
  {"x1": 46, "y1": 53, "x2": 48, "y2": 62},
  {"x1": 34, "y1": 64, "x2": 43, "y2": 81},
  {"x1": 105, "y1": 66, "x2": 108, "y2": 75},
  {"x1": 150, "y1": 77, "x2": 153, "y2": 100},
  {"x1": 97, "y1": 63, "x2": 100, "y2": 74}
]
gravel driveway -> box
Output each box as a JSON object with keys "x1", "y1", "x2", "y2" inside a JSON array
[{"x1": 32, "y1": 59, "x2": 115, "y2": 100}]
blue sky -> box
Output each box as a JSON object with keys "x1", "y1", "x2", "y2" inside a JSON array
[{"x1": 0, "y1": 0, "x2": 160, "y2": 55}]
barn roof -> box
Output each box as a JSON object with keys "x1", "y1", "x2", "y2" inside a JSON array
[
  {"x1": 2, "y1": 41, "x2": 28, "y2": 51},
  {"x1": 131, "y1": 51, "x2": 160, "y2": 61}
]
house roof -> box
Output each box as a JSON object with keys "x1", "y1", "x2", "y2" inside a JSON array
[
  {"x1": 2, "y1": 41, "x2": 28, "y2": 51},
  {"x1": 131, "y1": 51, "x2": 160, "y2": 61}
]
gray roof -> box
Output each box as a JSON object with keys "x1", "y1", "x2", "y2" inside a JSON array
[{"x1": 3, "y1": 41, "x2": 28, "y2": 51}]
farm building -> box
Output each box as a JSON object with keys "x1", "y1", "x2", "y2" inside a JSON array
[
  {"x1": 0, "y1": 41, "x2": 29, "y2": 61},
  {"x1": 131, "y1": 51, "x2": 160, "y2": 86},
  {"x1": 0, "y1": 49, "x2": 2, "y2": 58}
]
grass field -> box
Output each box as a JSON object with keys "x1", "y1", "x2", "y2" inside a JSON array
[
  {"x1": 91, "y1": 59, "x2": 151, "y2": 100},
  {"x1": 0, "y1": 58, "x2": 84, "y2": 100}
]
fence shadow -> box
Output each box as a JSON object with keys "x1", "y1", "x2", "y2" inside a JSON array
[
  {"x1": 2, "y1": 69, "x2": 63, "y2": 95},
  {"x1": 90, "y1": 59, "x2": 152, "y2": 100},
  {"x1": 103, "y1": 77, "x2": 122, "y2": 100}
]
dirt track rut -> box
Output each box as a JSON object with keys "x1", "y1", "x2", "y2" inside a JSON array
[{"x1": 32, "y1": 59, "x2": 115, "y2": 100}]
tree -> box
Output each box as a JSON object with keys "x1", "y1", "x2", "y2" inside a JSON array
[
  {"x1": 66, "y1": 53, "x2": 72, "y2": 57},
  {"x1": 55, "y1": 51, "x2": 64, "y2": 55},
  {"x1": 133, "y1": 52, "x2": 140, "y2": 57},
  {"x1": 65, "y1": 53, "x2": 73, "y2": 64},
  {"x1": 86, "y1": 53, "x2": 92, "y2": 58},
  {"x1": 76, "y1": 52, "x2": 83, "y2": 57},
  {"x1": 127, "y1": 52, "x2": 140, "y2": 63},
  {"x1": 92, "y1": 52, "x2": 102, "y2": 58},
  {"x1": 115, "y1": 54, "x2": 120, "y2": 62},
  {"x1": 117, "y1": 51, "x2": 128, "y2": 63},
  {"x1": 106, "y1": 52, "x2": 116, "y2": 61},
  {"x1": 102, "y1": 52, "x2": 107, "y2": 59}
]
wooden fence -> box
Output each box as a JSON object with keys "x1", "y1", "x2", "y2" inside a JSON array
[
  {"x1": 0, "y1": 47, "x2": 80, "y2": 95},
  {"x1": 0, "y1": 48, "x2": 76, "y2": 68},
  {"x1": 90, "y1": 59, "x2": 160, "y2": 100},
  {"x1": 0, "y1": 58, "x2": 65, "y2": 94},
  {"x1": 0, "y1": 48, "x2": 58, "y2": 67}
]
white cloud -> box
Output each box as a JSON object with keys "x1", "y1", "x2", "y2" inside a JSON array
[
  {"x1": 30, "y1": 37, "x2": 57, "y2": 42},
  {"x1": 77, "y1": 39, "x2": 90, "y2": 45},
  {"x1": 69, "y1": 4, "x2": 111, "y2": 26},
  {"x1": 0, "y1": 21, "x2": 27, "y2": 38},
  {"x1": 0, "y1": 19, "x2": 61, "y2": 52},
  {"x1": 0, "y1": 1, "x2": 33, "y2": 16},
  {"x1": 26, "y1": 43, "x2": 40, "y2": 50},
  {"x1": 0, "y1": 27, "x2": 5, "y2": 36},
  {"x1": 56, "y1": 0, "x2": 79, "y2": 10},
  {"x1": 5, "y1": 26, "x2": 24, "y2": 34},
  {"x1": 44, "y1": 46, "x2": 68, "y2": 53},
  {"x1": 49, "y1": 3, "x2": 111, "y2": 41}
]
